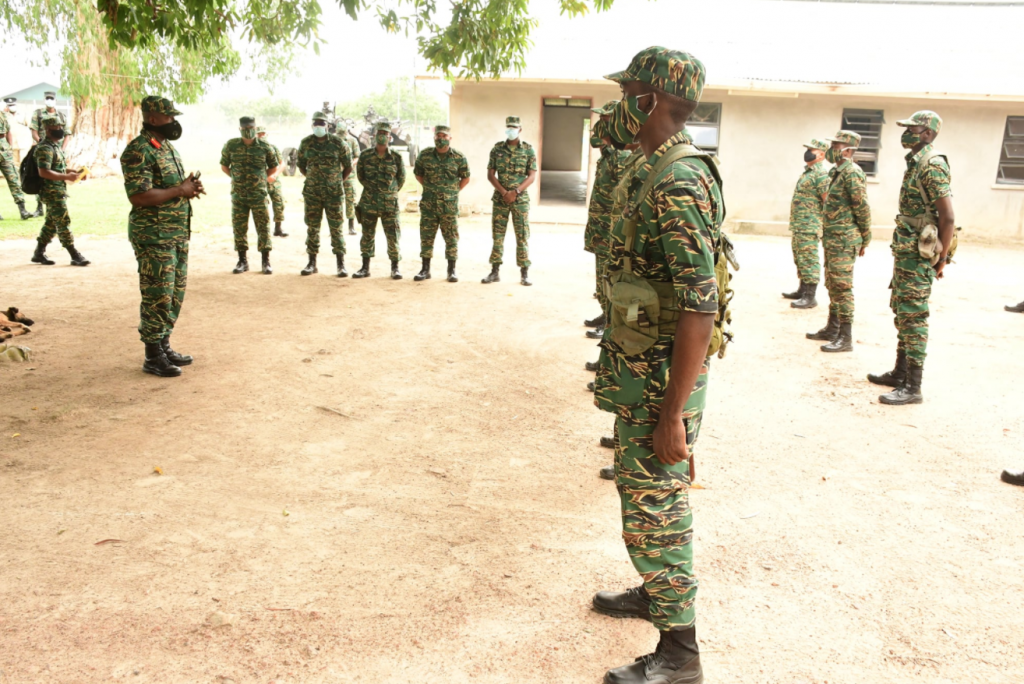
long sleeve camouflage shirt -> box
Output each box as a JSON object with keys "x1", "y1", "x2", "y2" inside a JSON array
[
  {"x1": 789, "y1": 162, "x2": 829, "y2": 234},
  {"x1": 824, "y1": 159, "x2": 872, "y2": 245}
]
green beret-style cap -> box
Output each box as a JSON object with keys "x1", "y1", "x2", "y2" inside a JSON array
[
  {"x1": 434, "y1": 124, "x2": 451, "y2": 134},
  {"x1": 803, "y1": 138, "x2": 829, "y2": 152},
  {"x1": 141, "y1": 96, "x2": 183, "y2": 116},
  {"x1": 255, "y1": 125, "x2": 267, "y2": 134},
  {"x1": 897, "y1": 110, "x2": 942, "y2": 134},
  {"x1": 505, "y1": 116, "x2": 521, "y2": 127},
  {"x1": 827, "y1": 130, "x2": 862, "y2": 147},
  {"x1": 605, "y1": 46, "x2": 706, "y2": 103}
]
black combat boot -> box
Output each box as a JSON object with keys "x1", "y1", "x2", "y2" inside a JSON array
[
  {"x1": 587, "y1": 381, "x2": 596, "y2": 393},
  {"x1": 1001, "y1": 469, "x2": 1024, "y2": 487},
  {"x1": 143, "y1": 342, "x2": 182, "y2": 377},
  {"x1": 521, "y1": 266, "x2": 532, "y2": 286},
  {"x1": 481, "y1": 265, "x2": 500, "y2": 284},
  {"x1": 336, "y1": 254, "x2": 347, "y2": 278},
  {"x1": 879, "y1": 365, "x2": 923, "y2": 405},
  {"x1": 33, "y1": 199, "x2": 44, "y2": 217},
  {"x1": 447, "y1": 259, "x2": 458, "y2": 283},
  {"x1": 585, "y1": 361, "x2": 600, "y2": 372},
  {"x1": 391, "y1": 260, "x2": 402, "y2": 280},
  {"x1": 160, "y1": 335, "x2": 193, "y2": 366},
  {"x1": 600, "y1": 435, "x2": 615, "y2": 449},
  {"x1": 599, "y1": 465, "x2": 615, "y2": 480},
  {"x1": 791, "y1": 282, "x2": 818, "y2": 309},
  {"x1": 414, "y1": 258, "x2": 431, "y2": 281},
  {"x1": 585, "y1": 313, "x2": 606, "y2": 328},
  {"x1": 300, "y1": 254, "x2": 318, "y2": 276},
  {"x1": 352, "y1": 257, "x2": 371, "y2": 278},
  {"x1": 67, "y1": 247, "x2": 90, "y2": 266},
  {"x1": 261, "y1": 251, "x2": 272, "y2": 275},
  {"x1": 821, "y1": 321, "x2": 853, "y2": 353},
  {"x1": 348, "y1": 218, "x2": 356, "y2": 235},
  {"x1": 868, "y1": 349, "x2": 908, "y2": 388},
  {"x1": 1006, "y1": 300, "x2": 1024, "y2": 313},
  {"x1": 273, "y1": 221, "x2": 288, "y2": 237},
  {"x1": 233, "y1": 250, "x2": 248, "y2": 274},
  {"x1": 31, "y1": 239, "x2": 54, "y2": 265},
  {"x1": 587, "y1": 326, "x2": 605, "y2": 339},
  {"x1": 17, "y1": 201, "x2": 32, "y2": 220},
  {"x1": 603, "y1": 628, "x2": 702, "y2": 684},
  {"x1": 806, "y1": 313, "x2": 839, "y2": 341},
  {"x1": 782, "y1": 282, "x2": 803, "y2": 299},
  {"x1": 592, "y1": 585, "x2": 653, "y2": 621}
]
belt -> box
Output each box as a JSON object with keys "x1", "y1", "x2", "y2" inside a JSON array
[{"x1": 896, "y1": 214, "x2": 936, "y2": 229}]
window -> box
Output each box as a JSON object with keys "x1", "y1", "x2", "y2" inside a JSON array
[
  {"x1": 997, "y1": 116, "x2": 1024, "y2": 185},
  {"x1": 841, "y1": 109, "x2": 885, "y2": 176},
  {"x1": 688, "y1": 103, "x2": 721, "y2": 155},
  {"x1": 542, "y1": 97, "x2": 590, "y2": 108}
]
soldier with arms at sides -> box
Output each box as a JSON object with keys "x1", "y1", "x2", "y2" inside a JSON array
[
  {"x1": 257, "y1": 125, "x2": 289, "y2": 238},
  {"x1": 220, "y1": 116, "x2": 279, "y2": 275},
  {"x1": 0, "y1": 97, "x2": 33, "y2": 220},
  {"x1": 336, "y1": 119, "x2": 361, "y2": 235},
  {"x1": 296, "y1": 111, "x2": 353, "y2": 277},
  {"x1": 413, "y1": 124, "x2": 470, "y2": 282},
  {"x1": 782, "y1": 138, "x2": 830, "y2": 310},
  {"x1": 353, "y1": 121, "x2": 406, "y2": 280},
  {"x1": 29, "y1": 114, "x2": 89, "y2": 267},
  {"x1": 482, "y1": 115, "x2": 537, "y2": 286}
]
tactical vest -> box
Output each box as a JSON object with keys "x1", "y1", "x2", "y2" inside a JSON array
[
  {"x1": 896, "y1": 148, "x2": 960, "y2": 266},
  {"x1": 604, "y1": 144, "x2": 737, "y2": 359}
]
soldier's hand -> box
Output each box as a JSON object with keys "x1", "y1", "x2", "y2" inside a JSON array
[
  {"x1": 858, "y1": 245, "x2": 867, "y2": 257},
  {"x1": 653, "y1": 415, "x2": 690, "y2": 466},
  {"x1": 503, "y1": 190, "x2": 517, "y2": 204},
  {"x1": 935, "y1": 260, "x2": 946, "y2": 279},
  {"x1": 179, "y1": 174, "x2": 202, "y2": 199}
]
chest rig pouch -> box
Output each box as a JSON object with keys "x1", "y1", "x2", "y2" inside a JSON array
[{"x1": 605, "y1": 144, "x2": 735, "y2": 358}]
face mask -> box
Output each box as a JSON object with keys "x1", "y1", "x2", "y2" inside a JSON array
[
  {"x1": 48, "y1": 128, "x2": 65, "y2": 140},
  {"x1": 7, "y1": 106, "x2": 15, "y2": 114},
  {"x1": 241, "y1": 128, "x2": 256, "y2": 140},
  {"x1": 143, "y1": 120, "x2": 182, "y2": 141},
  {"x1": 803, "y1": 149, "x2": 818, "y2": 163},
  {"x1": 375, "y1": 133, "x2": 390, "y2": 146},
  {"x1": 901, "y1": 129, "x2": 923, "y2": 149},
  {"x1": 608, "y1": 94, "x2": 655, "y2": 145},
  {"x1": 312, "y1": 125, "x2": 327, "y2": 137},
  {"x1": 825, "y1": 146, "x2": 847, "y2": 164},
  {"x1": 506, "y1": 128, "x2": 520, "y2": 140},
  {"x1": 45, "y1": 99, "x2": 55, "y2": 107},
  {"x1": 434, "y1": 137, "x2": 449, "y2": 149}
]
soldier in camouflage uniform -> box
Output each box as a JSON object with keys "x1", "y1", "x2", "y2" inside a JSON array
[
  {"x1": 483, "y1": 115, "x2": 538, "y2": 286},
  {"x1": 0, "y1": 97, "x2": 33, "y2": 220},
  {"x1": 585, "y1": 100, "x2": 632, "y2": 336},
  {"x1": 353, "y1": 121, "x2": 406, "y2": 280},
  {"x1": 220, "y1": 116, "x2": 280, "y2": 275},
  {"x1": 336, "y1": 120, "x2": 360, "y2": 235},
  {"x1": 868, "y1": 111, "x2": 955, "y2": 406},
  {"x1": 29, "y1": 114, "x2": 89, "y2": 267},
  {"x1": 27, "y1": 94, "x2": 65, "y2": 218},
  {"x1": 120, "y1": 96, "x2": 204, "y2": 377},
  {"x1": 413, "y1": 124, "x2": 471, "y2": 283},
  {"x1": 591, "y1": 47, "x2": 724, "y2": 684},
  {"x1": 257, "y1": 125, "x2": 289, "y2": 238},
  {"x1": 806, "y1": 130, "x2": 872, "y2": 353},
  {"x1": 296, "y1": 111, "x2": 353, "y2": 277},
  {"x1": 782, "y1": 138, "x2": 830, "y2": 309}
]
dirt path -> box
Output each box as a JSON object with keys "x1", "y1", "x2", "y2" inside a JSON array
[{"x1": 1, "y1": 221, "x2": 1023, "y2": 684}]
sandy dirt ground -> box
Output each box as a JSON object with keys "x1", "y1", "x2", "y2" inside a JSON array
[{"x1": 1, "y1": 218, "x2": 1023, "y2": 684}]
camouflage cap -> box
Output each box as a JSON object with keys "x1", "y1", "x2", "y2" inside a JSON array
[
  {"x1": 44, "y1": 91, "x2": 56, "y2": 98},
  {"x1": 255, "y1": 125, "x2": 267, "y2": 134},
  {"x1": 826, "y1": 130, "x2": 862, "y2": 147},
  {"x1": 141, "y1": 96, "x2": 182, "y2": 116},
  {"x1": 311, "y1": 111, "x2": 329, "y2": 122},
  {"x1": 40, "y1": 113, "x2": 63, "y2": 127},
  {"x1": 591, "y1": 99, "x2": 619, "y2": 115},
  {"x1": 239, "y1": 116, "x2": 256, "y2": 126},
  {"x1": 802, "y1": 138, "x2": 829, "y2": 152},
  {"x1": 505, "y1": 116, "x2": 521, "y2": 127},
  {"x1": 897, "y1": 110, "x2": 942, "y2": 134},
  {"x1": 375, "y1": 121, "x2": 392, "y2": 133},
  {"x1": 434, "y1": 124, "x2": 451, "y2": 134},
  {"x1": 605, "y1": 46, "x2": 705, "y2": 103}
]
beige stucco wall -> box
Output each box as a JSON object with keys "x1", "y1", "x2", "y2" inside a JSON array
[{"x1": 450, "y1": 80, "x2": 1024, "y2": 240}]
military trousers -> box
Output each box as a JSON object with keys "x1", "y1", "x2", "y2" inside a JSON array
[
  {"x1": 490, "y1": 199, "x2": 531, "y2": 268},
  {"x1": 419, "y1": 209, "x2": 458, "y2": 260},
  {"x1": 304, "y1": 194, "x2": 346, "y2": 256},
  {"x1": 360, "y1": 210, "x2": 401, "y2": 262},
  {"x1": 344, "y1": 177, "x2": 357, "y2": 220},
  {"x1": 267, "y1": 180, "x2": 285, "y2": 223},
  {"x1": 889, "y1": 253, "x2": 935, "y2": 367},
  {"x1": 822, "y1": 228, "x2": 859, "y2": 323},
  {"x1": 232, "y1": 198, "x2": 272, "y2": 253},
  {"x1": 37, "y1": 197, "x2": 74, "y2": 249},
  {"x1": 0, "y1": 147, "x2": 26, "y2": 204},
  {"x1": 614, "y1": 358, "x2": 709, "y2": 632},
  {"x1": 131, "y1": 238, "x2": 188, "y2": 344},
  {"x1": 790, "y1": 230, "x2": 821, "y2": 285}
]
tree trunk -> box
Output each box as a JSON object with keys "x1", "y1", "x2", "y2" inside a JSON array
[{"x1": 66, "y1": 98, "x2": 140, "y2": 178}]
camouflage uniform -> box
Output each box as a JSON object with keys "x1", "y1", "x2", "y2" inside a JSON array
[
  {"x1": 357, "y1": 124, "x2": 406, "y2": 262},
  {"x1": 342, "y1": 134, "x2": 360, "y2": 220},
  {"x1": 34, "y1": 127, "x2": 75, "y2": 249},
  {"x1": 586, "y1": 102, "x2": 632, "y2": 310},
  {"x1": 220, "y1": 132, "x2": 278, "y2": 253},
  {"x1": 258, "y1": 127, "x2": 286, "y2": 223},
  {"x1": 822, "y1": 131, "x2": 872, "y2": 324},
  {"x1": 595, "y1": 48, "x2": 725, "y2": 641},
  {"x1": 487, "y1": 118, "x2": 537, "y2": 268},
  {"x1": 788, "y1": 139, "x2": 830, "y2": 285},
  {"x1": 297, "y1": 119, "x2": 352, "y2": 256},
  {"x1": 29, "y1": 106, "x2": 67, "y2": 140},
  {"x1": 414, "y1": 127, "x2": 470, "y2": 260},
  {"x1": 0, "y1": 109, "x2": 27, "y2": 205},
  {"x1": 119, "y1": 97, "x2": 192, "y2": 344}
]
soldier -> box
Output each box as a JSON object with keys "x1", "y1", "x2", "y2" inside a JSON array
[
  {"x1": 482, "y1": 115, "x2": 538, "y2": 286},
  {"x1": 592, "y1": 46, "x2": 726, "y2": 684},
  {"x1": 868, "y1": 111, "x2": 955, "y2": 405},
  {"x1": 806, "y1": 130, "x2": 871, "y2": 353},
  {"x1": 120, "y1": 96, "x2": 204, "y2": 377},
  {"x1": 29, "y1": 114, "x2": 89, "y2": 267},
  {"x1": 353, "y1": 121, "x2": 406, "y2": 280},
  {"x1": 220, "y1": 116, "x2": 279, "y2": 275},
  {"x1": 413, "y1": 124, "x2": 470, "y2": 282},
  {"x1": 336, "y1": 119, "x2": 361, "y2": 235},
  {"x1": 296, "y1": 111, "x2": 353, "y2": 277},
  {"x1": 782, "y1": 138, "x2": 830, "y2": 309},
  {"x1": 257, "y1": 125, "x2": 289, "y2": 238},
  {"x1": 1, "y1": 98, "x2": 33, "y2": 220},
  {"x1": 30, "y1": 92, "x2": 69, "y2": 151},
  {"x1": 584, "y1": 100, "x2": 631, "y2": 337}
]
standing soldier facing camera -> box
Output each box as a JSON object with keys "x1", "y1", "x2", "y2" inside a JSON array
[
  {"x1": 782, "y1": 138, "x2": 830, "y2": 309},
  {"x1": 220, "y1": 116, "x2": 279, "y2": 275},
  {"x1": 257, "y1": 126, "x2": 288, "y2": 238},
  {"x1": 483, "y1": 115, "x2": 537, "y2": 286},
  {"x1": 354, "y1": 121, "x2": 406, "y2": 280},
  {"x1": 296, "y1": 111, "x2": 353, "y2": 277},
  {"x1": 30, "y1": 114, "x2": 89, "y2": 267},
  {"x1": 413, "y1": 124, "x2": 470, "y2": 283}
]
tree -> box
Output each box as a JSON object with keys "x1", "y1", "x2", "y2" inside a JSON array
[
  {"x1": 335, "y1": 78, "x2": 445, "y2": 127},
  {"x1": 217, "y1": 97, "x2": 308, "y2": 127}
]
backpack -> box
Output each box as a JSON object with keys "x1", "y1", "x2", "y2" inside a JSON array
[{"x1": 20, "y1": 144, "x2": 42, "y2": 195}]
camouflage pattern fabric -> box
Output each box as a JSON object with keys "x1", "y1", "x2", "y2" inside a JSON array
[
  {"x1": 487, "y1": 139, "x2": 537, "y2": 204},
  {"x1": 357, "y1": 146, "x2": 406, "y2": 261},
  {"x1": 897, "y1": 110, "x2": 942, "y2": 133},
  {"x1": 606, "y1": 148, "x2": 649, "y2": 270},
  {"x1": 594, "y1": 130, "x2": 725, "y2": 632},
  {"x1": 37, "y1": 198, "x2": 74, "y2": 248},
  {"x1": 0, "y1": 112, "x2": 26, "y2": 204},
  {"x1": 604, "y1": 46, "x2": 705, "y2": 102},
  {"x1": 788, "y1": 162, "x2": 829, "y2": 285},
  {"x1": 120, "y1": 131, "x2": 192, "y2": 343},
  {"x1": 586, "y1": 145, "x2": 632, "y2": 308},
  {"x1": 888, "y1": 143, "x2": 952, "y2": 366},
  {"x1": 231, "y1": 201, "x2": 272, "y2": 252},
  {"x1": 343, "y1": 136, "x2": 360, "y2": 220},
  {"x1": 265, "y1": 139, "x2": 285, "y2": 222},
  {"x1": 34, "y1": 140, "x2": 75, "y2": 247},
  {"x1": 221, "y1": 137, "x2": 278, "y2": 252},
  {"x1": 297, "y1": 133, "x2": 353, "y2": 256},
  {"x1": 29, "y1": 108, "x2": 66, "y2": 134},
  {"x1": 414, "y1": 145, "x2": 470, "y2": 260},
  {"x1": 488, "y1": 139, "x2": 537, "y2": 268},
  {"x1": 306, "y1": 196, "x2": 346, "y2": 256},
  {"x1": 822, "y1": 158, "x2": 872, "y2": 323}
]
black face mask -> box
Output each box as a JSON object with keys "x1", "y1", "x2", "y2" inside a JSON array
[
  {"x1": 803, "y1": 149, "x2": 817, "y2": 163},
  {"x1": 143, "y1": 120, "x2": 182, "y2": 141},
  {"x1": 48, "y1": 129, "x2": 65, "y2": 140}
]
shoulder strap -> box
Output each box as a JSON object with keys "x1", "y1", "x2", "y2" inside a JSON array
[{"x1": 914, "y1": 148, "x2": 946, "y2": 208}]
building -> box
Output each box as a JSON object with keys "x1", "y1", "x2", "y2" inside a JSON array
[
  {"x1": 429, "y1": 0, "x2": 1024, "y2": 240},
  {"x1": 1, "y1": 82, "x2": 72, "y2": 163}
]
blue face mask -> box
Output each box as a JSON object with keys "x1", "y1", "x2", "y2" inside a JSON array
[
  {"x1": 506, "y1": 128, "x2": 520, "y2": 140},
  {"x1": 312, "y1": 125, "x2": 327, "y2": 137}
]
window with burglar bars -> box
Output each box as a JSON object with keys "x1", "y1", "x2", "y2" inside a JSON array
[
  {"x1": 996, "y1": 116, "x2": 1024, "y2": 185},
  {"x1": 687, "y1": 103, "x2": 722, "y2": 156},
  {"x1": 841, "y1": 109, "x2": 884, "y2": 176}
]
